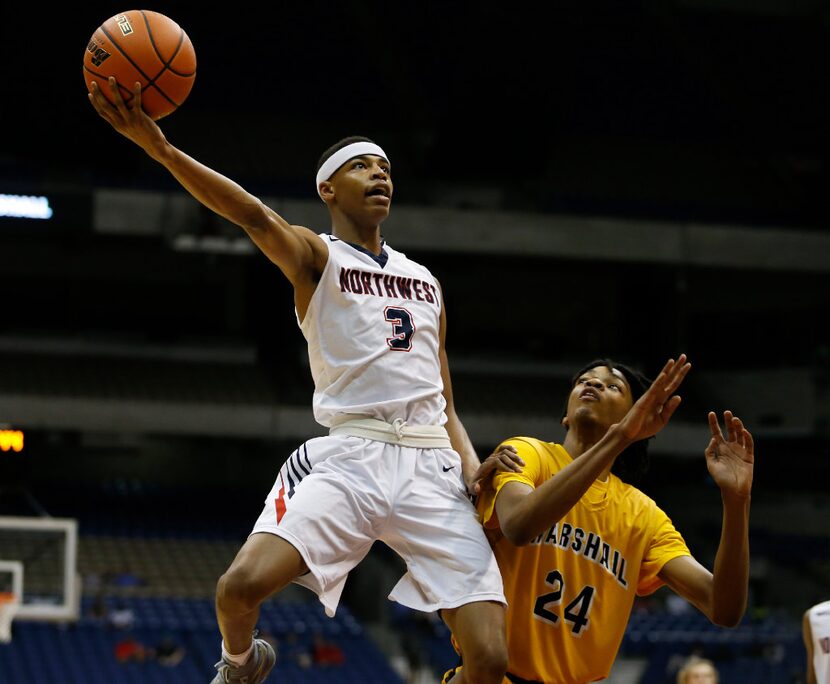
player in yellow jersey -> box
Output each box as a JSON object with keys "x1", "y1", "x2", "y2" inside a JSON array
[{"x1": 444, "y1": 355, "x2": 755, "y2": 684}]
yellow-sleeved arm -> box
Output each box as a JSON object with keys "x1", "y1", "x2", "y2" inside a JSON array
[
  {"x1": 637, "y1": 503, "x2": 691, "y2": 595},
  {"x1": 478, "y1": 438, "x2": 548, "y2": 528}
]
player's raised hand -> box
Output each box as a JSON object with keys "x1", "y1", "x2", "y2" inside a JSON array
[
  {"x1": 88, "y1": 78, "x2": 166, "y2": 155},
  {"x1": 616, "y1": 354, "x2": 691, "y2": 443},
  {"x1": 704, "y1": 410, "x2": 754, "y2": 502},
  {"x1": 467, "y1": 444, "x2": 525, "y2": 497}
]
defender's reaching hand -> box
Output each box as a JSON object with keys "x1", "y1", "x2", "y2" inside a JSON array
[
  {"x1": 705, "y1": 411, "x2": 754, "y2": 502},
  {"x1": 616, "y1": 354, "x2": 691, "y2": 443}
]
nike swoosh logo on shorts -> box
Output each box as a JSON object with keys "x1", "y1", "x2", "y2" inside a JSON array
[{"x1": 442, "y1": 465, "x2": 455, "y2": 472}]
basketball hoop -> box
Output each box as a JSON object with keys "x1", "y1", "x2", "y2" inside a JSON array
[{"x1": 0, "y1": 591, "x2": 19, "y2": 643}]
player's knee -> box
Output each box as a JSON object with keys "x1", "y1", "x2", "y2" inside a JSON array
[
  {"x1": 462, "y1": 638, "x2": 508, "y2": 681},
  {"x1": 216, "y1": 565, "x2": 269, "y2": 613}
]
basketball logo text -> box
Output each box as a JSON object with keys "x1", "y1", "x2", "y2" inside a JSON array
[
  {"x1": 86, "y1": 40, "x2": 111, "y2": 67},
  {"x1": 115, "y1": 14, "x2": 134, "y2": 36}
]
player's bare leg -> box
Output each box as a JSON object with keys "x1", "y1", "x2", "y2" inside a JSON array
[
  {"x1": 442, "y1": 601, "x2": 508, "y2": 684},
  {"x1": 216, "y1": 532, "x2": 307, "y2": 653}
]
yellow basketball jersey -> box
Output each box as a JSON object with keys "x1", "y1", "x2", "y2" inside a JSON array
[{"x1": 477, "y1": 437, "x2": 691, "y2": 683}]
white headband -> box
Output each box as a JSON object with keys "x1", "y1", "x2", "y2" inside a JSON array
[{"x1": 316, "y1": 142, "x2": 389, "y2": 199}]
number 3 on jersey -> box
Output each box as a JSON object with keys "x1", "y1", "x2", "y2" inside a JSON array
[
  {"x1": 533, "y1": 569, "x2": 596, "y2": 636},
  {"x1": 384, "y1": 306, "x2": 415, "y2": 351}
]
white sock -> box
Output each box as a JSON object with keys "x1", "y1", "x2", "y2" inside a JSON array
[{"x1": 222, "y1": 640, "x2": 254, "y2": 667}]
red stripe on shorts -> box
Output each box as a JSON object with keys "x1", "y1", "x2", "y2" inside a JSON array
[{"x1": 275, "y1": 484, "x2": 287, "y2": 523}]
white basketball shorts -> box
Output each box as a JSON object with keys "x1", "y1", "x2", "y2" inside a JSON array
[{"x1": 251, "y1": 434, "x2": 505, "y2": 617}]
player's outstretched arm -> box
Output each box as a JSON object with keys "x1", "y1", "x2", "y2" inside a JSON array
[
  {"x1": 88, "y1": 79, "x2": 325, "y2": 286},
  {"x1": 658, "y1": 411, "x2": 754, "y2": 627},
  {"x1": 496, "y1": 355, "x2": 691, "y2": 545}
]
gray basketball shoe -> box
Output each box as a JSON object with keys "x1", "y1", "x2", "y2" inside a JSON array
[{"x1": 211, "y1": 638, "x2": 276, "y2": 684}]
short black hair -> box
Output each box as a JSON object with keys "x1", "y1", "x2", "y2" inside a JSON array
[
  {"x1": 563, "y1": 359, "x2": 652, "y2": 484},
  {"x1": 316, "y1": 136, "x2": 376, "y2": 174}
]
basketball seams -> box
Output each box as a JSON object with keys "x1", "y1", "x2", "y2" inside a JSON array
[
  {"x1": 139, "y1": 10, "x2": 196, "y2": 77},
  {"x1": 99, "y1": 18, "x2": 180, "y2": 110},
  {"x1": 99, "y1": 24, "x2": 153, "y2": 82},
  {"x1": 166, "y1": 38, "x2": 197, "y2": 78},
  {"x1": 135, "y1": 10, "x2": 190, "y2": 108},
  {"x1": 140, "y1": 10, "x2": 179, "y2": 65},
  {"x1": 84, "y1": 11, "x2": 195, "y2": 118}
]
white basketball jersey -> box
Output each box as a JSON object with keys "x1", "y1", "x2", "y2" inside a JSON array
[
  {"x1": 809, "y1": 601, "x2": 830, "y2": 684},
  {"x1": 299, "y1": 234, "x2": 447, "y2": 427}
]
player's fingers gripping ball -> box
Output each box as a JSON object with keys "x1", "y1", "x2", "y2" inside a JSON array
[{"x1": 83, "y1": 10, "x2": 196, "y2": 120}]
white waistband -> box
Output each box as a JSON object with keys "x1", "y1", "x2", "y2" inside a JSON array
[{"x1": 329, "y1": 416, "x2": 451, "y2": 448}]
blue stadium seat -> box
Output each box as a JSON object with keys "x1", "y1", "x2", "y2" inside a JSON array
[{"x1": 0, "y1": 597, "x2": 404, "y2": 684}]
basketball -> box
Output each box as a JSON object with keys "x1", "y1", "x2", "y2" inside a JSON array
[{"x1": 83, "y1": 10, "x2": 196, "y2": 121}]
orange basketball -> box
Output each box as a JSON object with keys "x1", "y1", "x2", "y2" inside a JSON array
[{"x1": 83, "y1": 10, "x2": 196, "y2": 120}]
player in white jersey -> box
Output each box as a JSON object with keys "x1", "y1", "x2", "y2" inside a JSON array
[
  {"x1": 90, "y1": 79, "x2": 516, "y2": 684},
  {"x1": 804, "y1": 600, "x2": 830, "y2": 684}
]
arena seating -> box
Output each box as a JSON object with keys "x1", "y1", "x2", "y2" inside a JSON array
[
  {"x1": 0, "y1": 597, "x2": 404, "y2": 683},
  {"x1": 406, "y1": 604, "x2": 804, "y2": 683},
  {"x1": 624, "y1": 610, "x2": 803, "y2": 684}
]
